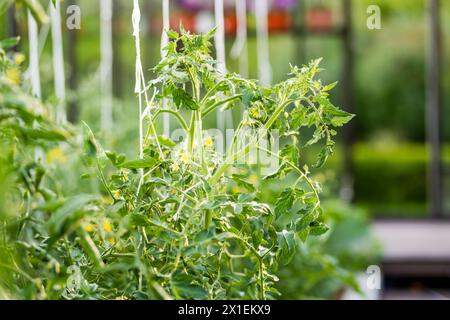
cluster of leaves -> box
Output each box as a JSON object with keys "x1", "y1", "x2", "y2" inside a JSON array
[
  {"x1": 276, "y1": 200, "x2": 381, "y2": 299},
  {"x1": 0, "y1": 29, "x2": 353, "y2": 300},
  {"x1": 73, "y1": 29, "x2": 353, "y2": 299},
  {"x1": 0, "y1": 37, "x2": 78, "y2": 299}
]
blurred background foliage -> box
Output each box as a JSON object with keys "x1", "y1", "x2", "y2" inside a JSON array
[{"x1": 0, "y1": 0, "x2": 448, "y2": 299}]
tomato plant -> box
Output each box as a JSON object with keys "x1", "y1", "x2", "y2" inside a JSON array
[{"x1": 0, "y1": 29, "x2": 353, "y2": 300}]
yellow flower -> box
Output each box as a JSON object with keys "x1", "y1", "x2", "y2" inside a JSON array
[
  {"x1": 121, "y1": 170, "x2": 129, "y2": 181},
  {"x1": 179, "y1": 152, "x2": 190, "y2": 164},
  {"x1": 84, "y1": 223, "x2": 94, "y2": 233},
  {"x1": 232, "y1": 186, "x2": 242, "y2": 194},
  {"x1": 204, "y1": 136, "x2": 214, "y2": 147},
  {"x1": 113, "y1": 190, "x2": 121, "y2": 199},
  {"x1": 47, "y1": 147, "x2": 67, "y2": 164},
  {"x1": 107, "y1": 237, "x2": 116, "y2": 245},
  {"x1": 248, "y1": 174, "x2": 258, "y2": 184},
  {"x1": 170, "y1": 162, "x2": 180, "y2": 172},
  {"x1": 103, "y1": 221, "x2": 112, "y2": 233},
  {"x1": 5, "y1": 67, "x2": 21, "y2": 85},
  {"x1": 101, "y1": 195, "x2": 113, "y2": 204},
  {"x1": 14, "y1": 53, "x2": 25, "y2": 65}
]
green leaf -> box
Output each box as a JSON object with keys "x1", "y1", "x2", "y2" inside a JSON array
[
  {"x1": 166, "y1": 30, "x2": 179, "y2": 39},
  {"x1": 318, "y1": 97, "x2": 354, "y2": 127},
  {"x1": 295, "y1": 209, "x2": 319, "y2": 232},
  {"x1": 171, "y1": 275, "x2": 208, "y2": 299},
  {"x1": 204, "y1": 210, "x2": 212, "y2": 229},
  {"x1": 274, "y1": 188, "x2": 303, "y2": 217},
  {"x1": 274, "y1": 188, "x2": 295, "y2": 217},
  {"x1": 276, "y1": 230, "x2": 296, "y2": 265},
  {"x1": 0, "y1": 37, "x2": 20, "y2": 50},
  {"x1": 323, "y1": 81, "x2": 338, "y2": 91},
  {"x1": 156, "y1": 135, "x2": 176, "y2": 147},
  {"x1": 313, "y1": 145, "x2": 333, "y2": 168},
  {"x1": 172, "y1": 87, "x2": 198, "y2": 110},
  {"x1": 241, "y1": 88, "x2": 255, "y2": 108},
  {"x1": 117, "y1": 158, "x2": 156, "y2": 169},
  {"x1": 47, "y1": 194, "x2": 97, "y2": 243},
  {"x1": 309, "y1": 222, "x2": 330, "y2": 236},
  {"x1": 297, "y1": 228, "x2": 309, "y2": 243},
  {"x1": 13, "y1": 125, "x2": 69, "y2": 141}
]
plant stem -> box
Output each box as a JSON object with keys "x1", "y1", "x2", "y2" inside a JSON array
[
  {"x1": 209, "y1": 98, "x2": 293, "y2": 184},
  {"x1": 201, "y1": 94, "x2": 243, "y2": 118},
  {"x1": 153, "y1": 109, "x2": 188, "y2": 131}
]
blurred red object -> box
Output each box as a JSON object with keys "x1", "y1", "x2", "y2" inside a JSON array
[
  {"x1": 306, "y1": 6, "x2": 334, "y2": 32},
  {"x1": 268, "y1": 10, "x2": 292, "y2": 32},
  {"x1": 224, "y1": 11, "x2": 237, "y2": 35},
  {"x1": 171, "y1": 12, "x2": 196, "y2": 32}
]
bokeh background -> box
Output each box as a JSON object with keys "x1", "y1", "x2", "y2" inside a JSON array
[{"x1": 1, "y1": 0, "x2": 449, "y2": 299}]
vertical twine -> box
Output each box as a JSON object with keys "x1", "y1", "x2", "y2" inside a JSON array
[
  {"x1": 50, "y1": 0, "x2": 67, "y2": 124},
  {"x1": 100, "y1": 0, "x2": 114, "y2": 132},
  {"x1": 255, "y1": 0, "x2": 272, "y2": 86}
]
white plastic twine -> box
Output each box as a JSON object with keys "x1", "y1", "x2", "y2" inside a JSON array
[
  {"x1": 160, "y1": 0, "x2": 170, "y2": 57},
  {"x1": 230, "y1": 0, "x2": 248, "y2": 78},
  {"x1": 214, "y1": 0, "x2": 227, "y2": 75},
  {"x1": 28, "y1": 1, "x2": 42, "y2": 100},
  {"x1": 161, "y1": 0, "x2": 170, "y2": 137},
  {"x1": 50, "y1": 0, "x2": 66, "y2": 124},
  {"x1": 28, "y1": 0, "x2": 44, "y2": 161},
  {"x1": 100, "y1": 0, "x2": 113, "y2": 132},
  {"x1": 214, "y1": 0, "x2": 233, "y2": 132},
  {"x1": 255, "y1": 0, "x2": 272, "y2": 86},
  {"x1": 132, "y1": 0, "x2": 144, "y2": 161},
  {"x1": 133, "y1": 0, "x2": 163, "y2": 195}
]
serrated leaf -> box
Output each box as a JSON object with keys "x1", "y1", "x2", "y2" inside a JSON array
[
  {"x1": 276, "y1": 230, "x2": 296, "y2": 265},
  {"x1": 172, "y1": 87, "x2": 198, "y2": 110},
  {"x1": 309, "y1": 222, "x2": 330, "y2": 236},
  {"x1": 274, "y1": 188, "x2": 295, "y2": 217},
  {"x1": 295, "y1": 209, "x2": 319, "y2": 232},
  {"x1": 313, "y1": 145, "x2": 333, "y2": 168}
]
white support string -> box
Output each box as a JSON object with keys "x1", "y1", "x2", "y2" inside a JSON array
[
  {"x1": 133, "y1": 0, "x2": 144, "y2": 162},
  {"x1": 23, "y1": 6, "x2": 50, "y2": 81},
  {"x1": 50, "y1": 0, "x2": 66, "y2": 124},
  {"x1": 230, "y1": 0, "x2": 248, "y2": 78},
  {"x1": 28, "y1": 0, "x2": 44, "y2": 162},
  {"x1": 133, "y1": 0, "x2": 163, "y2": 195},
  {"x1": 214, "y1": 0, "x2": 227, "y2": 75},
  {"x1": 214, "y1": 0, "x2": 233, "y2": 132},
  {"x1": 161, "y1": 0, "x2": 170, "y2": 137},
  {"x1": 28, "y1": 2, "x2": 42, "y2": 100},
  {"x1": 161, "y1": 0, "x2": 170, "y2": 57},
  {"x1": 255, "y1": 0, "x2": 272, "y2": 86},
  {"x1": 100, "y1": 0, "x2": 113, "y2": 132}
]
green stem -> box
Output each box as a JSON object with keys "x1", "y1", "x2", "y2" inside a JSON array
[
  {"x1": 200, "y1": 79, "x2": 226, "y2": 105},
  {"x1": 202, "y1": 94, "x2": 243, "y2": 118},
  {"x1": 209, "y1": 98, "x2": 294, "y2": 184},
  {"x1": 259, "y1": 259, "x2": 265, "y2": 300},
  {"x1": 153, "y1": 109, "x2": 189, "y2": 131},
  {"x1": 257, "y1": 146, "x2": 320, "y2": 204},
  {"x1": 188, "y1": 111, "x2": 196, "y2": 154}
]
